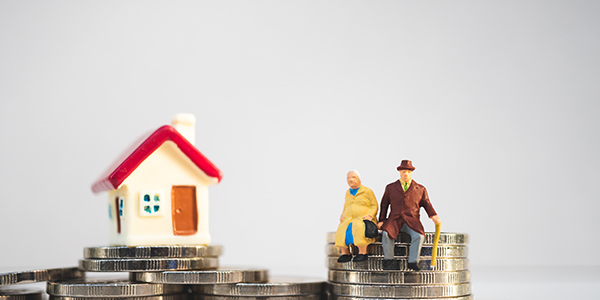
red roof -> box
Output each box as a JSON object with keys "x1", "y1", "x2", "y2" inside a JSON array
[{"x1": 92, "y1": 125, "x2": 222, "y2": 193}]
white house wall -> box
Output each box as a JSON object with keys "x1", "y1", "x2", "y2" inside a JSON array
[
  {"x1": 108, "y1": 141, "x2": 213, "y2": 246},
  {"x1": 107, "y1": 185, "x2": 129, "y2": 239},
  {"x1": 107, "y1": 189, "x2": 118, "y2": 238}
]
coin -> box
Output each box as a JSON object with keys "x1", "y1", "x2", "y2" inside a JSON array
[
  {"x1": 327, "y1": 282, "x2": 471, "y2": 298},
  {"x1": 0, "y1": 287, "x2": 43, "y2": 300},
  {"x1": 84, "y1": 245, "x2": 223, "y2": 259},
  {"x1": 326, "y1": 245, "x2": 468, "y2": 258},
  {"x1": 195, "y1": 295, "x2": 325, "y2": 300},
  {"x1": 326, "y1": 232, "x2": 469, "y2": 245},
  {"x1": 327, "y1": 295, "x2": 473, "y2": 300},
  {"x1": 327, "y1": 257, "x2": 469, "y2": 272},
  {"x1": 328, "y1": 270, "x2": 470, "y2": 285},
  {"x1": 49, "y1": 295, "x2": 188, "y2": 300},
  {"x1": 47, "y1": 278, "x2": 185, "y2": 297},
  {"x1": 132, "y1": 267, "x2": 269, "y2": 284},
  {"x1": 79, "y1": 257, "x2": 219, "y2": 272},
  {"x1": 192, "y1": 277, "x2": 326, "y2": 296},
  {"x1": 1, "y1": 268, "x2": 84, "y2": 286}
]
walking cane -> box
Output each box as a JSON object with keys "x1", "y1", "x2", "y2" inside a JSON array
[{"x1": 430, "y1": 222, "x2": 441, "y2": 269}]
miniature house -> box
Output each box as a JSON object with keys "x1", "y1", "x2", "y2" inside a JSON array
[{"x1": 91, "y1": 114, "x2": 222, "y2": 246}]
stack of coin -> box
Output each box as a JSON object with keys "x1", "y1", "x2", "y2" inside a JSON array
[
  {"x1": 44, "y1": 245, "x2": 277, "y2": 299},
  {"x1": 0, "y1": 287, "x2": 44, "y2": 300},
  {"x1": 325, "y1": 232, "x2": 473, "y2": 299},
  {"x1": 190, "y1": 277, "x2": 327, "y2": 300},
  {"x1": 80, "y1": 245, "x2": 223, "y2": 272},
  {"x1": 1, "y1": 267, "x2": 84, "y2": 300},
  {"x1": 132, "y1": 267, "x2": 269, "y2": 285},
  {"x1": 44, "y1": 244, "x2": 224, "y2": 299},
  {"x1": 46, "y1": 277, "x2": 188, "y2": 300}
]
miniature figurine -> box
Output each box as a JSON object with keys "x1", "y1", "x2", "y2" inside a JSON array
[
  {"x1": 377, "y1": 160, "x2": 441, "y2": 270},
  {"x1": 91, "y1": 114, "x2": 223, "y2": 246},
  {"x1": 335, "y1": 171, "x2": 379, "y2": 263}
]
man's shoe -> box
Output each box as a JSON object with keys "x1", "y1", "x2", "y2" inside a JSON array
[
  {"x1": 382, "y1": 259, "x2": 399, "y2": 270},
  {"x1": 352, "y1": 254, "x2": 368, "y2": 262},
  {"x1": 407, "y1": 262, "x2": 421, "y2": 271},
  {"x1": 337, "y1": 254, "x2": 352, "y2": 263}
]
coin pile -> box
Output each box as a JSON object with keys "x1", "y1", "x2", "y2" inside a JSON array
[
  {"x1": 325, "y1": 232, "x2": 473, "y2": 299},
  {"x1": 47, "y1": 277, "x2": 188, "y2": 300},
  {"x1": 191, "y1": 277, "x2": 327, "y2": 300},
  {"x1": 48, "y1": 244, "x2": 273, "y2": 299},
  {"x1": 80, "y1": 245, "x2": 223, "y2": 272},
  {"x1": 0, "y1": 287, "x2": 45, "y2": 300},
  {"x1": 1, "y1": 267, "x2": 85, "y2": 300},
  {"x1": 1, "y1": 244, "x2": 327, "y2": 299}
]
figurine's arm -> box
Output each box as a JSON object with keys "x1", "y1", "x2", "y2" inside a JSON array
[
  {"x1": 420, "y1": 188, "x2": 440, "y2": 224},
  {"x1": 363, "y1": 189, "x2": 378, "y2": 222},
  {"x1": 377, "y1": 187, "x2": 390, "y2": 229},
  {"x1": 339, "y1": 192, "x2": 351, "y2": 223}
]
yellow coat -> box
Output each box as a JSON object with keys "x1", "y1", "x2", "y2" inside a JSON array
[{"x1": 335, "y1": 185, "x2": 379, "y2": 247}]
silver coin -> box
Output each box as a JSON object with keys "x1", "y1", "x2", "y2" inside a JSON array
[
  {"x1": 0, "y1": 287, "x2": 43, "y2": 300},
  {"x1": 326, "y1": 232, "x2": 468, "y2": 245},
  {"x1": 326, "y1": 245, "x2": 468, "y2": 258},
  {"x1": 327, "y1": 257, "x2": 469, "y2": 272},
  {"x1": 79, "y1": 257, "x2": 219, "y2": 272},
  {"x1": 328, "y1": 270, "x2": 470, "y2": 285},
  {"x1": 49, "y1": 295, "x2": 188, "y2": 300},
  {"x1": 327, "y1": 282, "x2": 471, "y2": 298},
  {"x1": 192, "y1": 277, "x2": 326, "y2": 296},
  {"x1": 194, "y1": 295, "x2": 325, "y2": 300},
  {"x1": 47, "y1": 278, "x2": 184, "y2": 297},
  {"x1": 327, "y1": 294, "x2": 473, "y2": 300},
  {"x1": 133, "y1": 267, "x2": 269, "y2": 284},
  {"x1": 1, "y1": 268, "x2": 84, "y2": 286},
  {"x1": 84, "y1": 245, "x2": 223, "y2": 259}
]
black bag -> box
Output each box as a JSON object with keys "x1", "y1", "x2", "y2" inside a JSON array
[{"x1": 363, "y1": 220, "x2": 378, "y2": 238}]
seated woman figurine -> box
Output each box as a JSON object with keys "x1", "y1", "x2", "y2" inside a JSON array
[{"x1": 335, "y1": 170, "x2": 378, "y2": 262}]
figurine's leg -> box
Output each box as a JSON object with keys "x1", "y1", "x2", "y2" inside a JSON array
[
  {"x1": 352, "y1": 245, "x2": 369, "y2": 262},
  {"x1": 337, "y1": 223, "x2": 354, "y2": 263},
  {"x1": 340, "y1": 247, "x2": 351, "y2": 255},
  {"x1": 401, "y1": 224, "x2": 424, "y2": 265},
  {"x1": 381, "y1": 231, "x2": 395, "y2": 260},
  {"x1": 381, "y1": 231, "x2": 399, "y2": 269},
  {"x1": 356, "y1": 245, "x2": 368, "y2": 254}
]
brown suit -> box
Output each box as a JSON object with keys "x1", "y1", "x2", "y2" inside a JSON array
[{"x1": 378, "y1": 180, "x2": 437, "y2": 239}]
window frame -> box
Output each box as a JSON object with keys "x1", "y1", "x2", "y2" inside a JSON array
[{"x1": 139, "y1": 190, "x2": 164, "y2": 217}]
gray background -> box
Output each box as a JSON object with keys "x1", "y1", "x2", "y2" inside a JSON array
[{"x1": 1, "y1": 1, "x2": 599, "y2": 299}]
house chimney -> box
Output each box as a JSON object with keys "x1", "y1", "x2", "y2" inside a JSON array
[{"x1": 172, "y1": 113, "x2": 196, "y2": 145}]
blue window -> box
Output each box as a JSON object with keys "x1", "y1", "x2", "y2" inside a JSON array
[
  {"x1": 140, "y1": 191, "x2": 162, "y2": 216},
  {"x1": 118, "y1": 198, "x2": 124, "y2": 217}
]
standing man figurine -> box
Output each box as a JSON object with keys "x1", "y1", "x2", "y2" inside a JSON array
[
  {"x1": 377, "y1": 160, "x2": 441, "y2": 270},
  {"x1": 335, "y1": 170, "x2": 379, "y2": 263}
]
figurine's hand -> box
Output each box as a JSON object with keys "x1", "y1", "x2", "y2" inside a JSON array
[
  {"x1": 339, "y1": 215, "x2": 344, "y2": 223},
  {"x1": 362, "y1": 215, "x2": 373, "y2": 221},
  {"x1": 377, "y1": 222, "x2": 383, "y2": 229},
  {"x1": 431, "y1": 215, "x2": 441, "y2": 225}
]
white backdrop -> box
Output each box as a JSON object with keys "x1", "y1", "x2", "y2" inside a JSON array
[{"x1": 1, "y1": 0, "x2": 599, "y2": 282}]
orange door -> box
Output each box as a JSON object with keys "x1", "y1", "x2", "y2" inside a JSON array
[{"x1": 171, "y1": 186, "x2": 198, "y2": 235}]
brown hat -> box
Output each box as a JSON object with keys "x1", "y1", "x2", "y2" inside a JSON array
[{"x1": 396, "y1": 160, "x2": 415, "y2": 171}]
